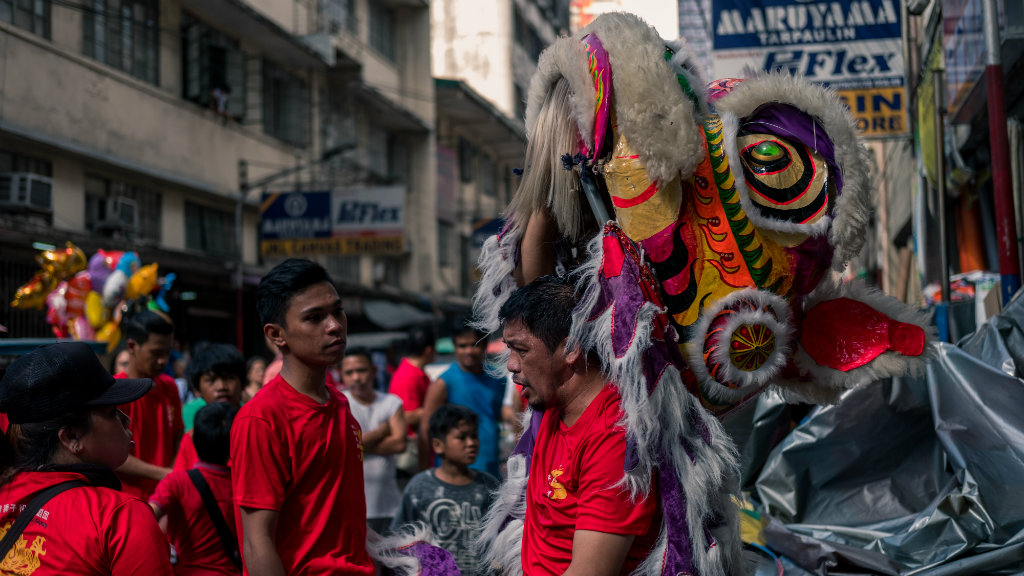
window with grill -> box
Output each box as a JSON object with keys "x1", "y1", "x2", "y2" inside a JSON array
[
  {"x1": 0, "y1": 0, "x2": 50, "y2": 38},
  {"x1": 438, "y1": 220, "x2": 454, "y2": 267},
  {"x1": 84, "y1": 174, "x2": 161, "y2": 241},
  {"x1": 185, "y1": 201, "x2": 237, "y2": 258},
  {"x1": 262, "y1": 60, "x2": 311, "y2": 147},
  {"x1": 181, "y1": 13, "x2": 246, "y2": 120},
  {"x1": 82, "y1": 0, "x2": 160, "y2": 85},
  {"x1": 369, "y1": 2, "x2": 395, "y2": 62}
]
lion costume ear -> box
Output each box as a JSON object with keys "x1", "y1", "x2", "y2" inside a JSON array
[{"x1": 711, "y1": 74, "x2": 873, "y2": 271}]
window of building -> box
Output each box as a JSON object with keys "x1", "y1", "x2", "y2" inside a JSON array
[
  {"x1": 262, "y1": 60, "x2": 310, "y2": 147},
  {"x1": 369, "y1": 2, "x2": 395, "y2": 62},
  {"x1": 181, "y1": 13, "x2": 246, "y2": 120},
  {"x1": 480, "y1": 154, "x2": 495, "y2": 197},
  {"x1": 321, "y1": 0, "x2": 357, "y2": 34},
  {"x1": 0, "y1": 150, "x2": 52, "y2": 177},
  {"x1": 0, "y1": 0, "x2": 50, "y2": 38},
  {"x1": 83, "y1": 0, "x2": 160, "y2": 85},
  {"x1": 458, "y1": 137, "x2": 475, "y2": 184},
  {"x1": 513, "y1": 5, "x2": 544, "y2": 61},
  {"x1": 185, "y1": 201, "x2": 237, "y2": 258},
  {"x1": 438, "y1": 220, "x2": 454, "y2": 267},
  {"x1": 84, "y1": 174, "x2": 161, "y2": 241}
]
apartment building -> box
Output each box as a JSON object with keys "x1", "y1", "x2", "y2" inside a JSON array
[
  {"x1": 430, "y1": 0, "x2": 568, "y2": 301},
  {"x1": 0, "y1": 0, "x2": 436, "y2": 352}
]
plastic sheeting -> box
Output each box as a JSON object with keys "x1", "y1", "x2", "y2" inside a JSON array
[{"x1": 741, "y1": 294, "x2": 1024, "y2": 575}]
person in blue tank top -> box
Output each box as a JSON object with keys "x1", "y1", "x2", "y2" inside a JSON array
[{"x1": 419, "y1": 317, "x2": 506, "y2": 478}]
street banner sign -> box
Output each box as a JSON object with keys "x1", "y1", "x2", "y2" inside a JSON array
[
  {"x1": 260, "y1": 186, "x2": 406, "y2": 258},
  {"x1": 711, "y1": 0, "x2": 907, "y2": 137}
]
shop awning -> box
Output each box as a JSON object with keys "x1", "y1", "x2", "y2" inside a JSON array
[{"x1": 363, "y1": 299, "x2": 436, "y2": 330}]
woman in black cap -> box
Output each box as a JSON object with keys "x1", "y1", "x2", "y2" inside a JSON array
[{"x1": 0, "y1": 341, "x2": 173, "y2": 574}]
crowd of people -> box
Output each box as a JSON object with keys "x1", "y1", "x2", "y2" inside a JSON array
[{"x1": 0, "y1": 258, "x2": 656, "y2": 576}]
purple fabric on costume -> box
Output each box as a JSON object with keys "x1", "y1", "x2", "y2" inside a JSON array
[
  {"x1": 786, "y1": 234, "x2": 834, "y2": 296},
  {"x1": 398, "y1": 541, "x2": 461, "y2": 576},
  {"x1": 658, "y1": 445, "x2": 697, "y2": 575},
  {"x1": 511, "y1": 410, "x2": 544, "y2": 470},
  {"x1": 742, "y1": 104, "x2": 843, "y2": 197}
]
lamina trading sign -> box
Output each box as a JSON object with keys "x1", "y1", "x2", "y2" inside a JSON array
[{"x1": 711, "y1": 0, "x2": 906, "y2": 137}]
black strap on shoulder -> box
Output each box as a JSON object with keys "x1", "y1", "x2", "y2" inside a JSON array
[
  {"x1": 0, "y1": 480, "x2": 87, "y2": 562},
  {"x1": 187, "y1": 469, "x2": 242, "y2": 570}
]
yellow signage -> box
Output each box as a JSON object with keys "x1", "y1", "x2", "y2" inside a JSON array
[
  {"x1": 836, "y1": 86, "x2": 907, "y2": 137},
  {"x1": 260, "y1": 236, "x2": 406, "y2": 258}
]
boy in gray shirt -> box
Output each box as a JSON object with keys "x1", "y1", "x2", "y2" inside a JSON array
[{"x1": 391, "y1": 405, "x2": 500, "y2": 575}]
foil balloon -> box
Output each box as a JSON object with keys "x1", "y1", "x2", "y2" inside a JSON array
[
  {"x1": 125, "y1": 263, "x2": 159, "y2": 301},
  {"x1": 116, "y1": 252, "x2": 140, "y2": 276},
  {"x1": 85, "y1": 290, "x2": 107, "y2": 329},
  {"x1": 46, "y1": 282, "x2": 69, "y2": 337},
  {"x1": 153, "y1": 272, "x2": 176, "y2": 312},
  {"x1": 11, "y1": 272, "x2": 54, "y2": 310},
  {"x1": 36, "y1": 242, "x2": 87, "y2": 280},
  {"x1": 68, "y1": 315, "x2": 95, "y2": 340},
  {"x1": 88, "y1": 249, "x2": 121, "y2": 293},
  {"x1": 95, "y1": 321, "x2": 122, "y2": 352},
  {"x1": 65, "y1": 272, "x2": 91, "y2": 319},
  {"x1": 102, "y1": 269, "x2": 128, "y2": 309}
]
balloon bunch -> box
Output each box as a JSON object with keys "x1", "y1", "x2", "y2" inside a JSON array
[{"x1": 10, "y1": 242, "x2": 176, "y2": 351}]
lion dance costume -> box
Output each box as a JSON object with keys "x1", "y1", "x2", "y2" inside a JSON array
[{"x1": 371, "y1": 12, "x2": 931, "y2": 576}]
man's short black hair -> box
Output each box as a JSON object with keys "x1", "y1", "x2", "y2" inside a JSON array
[
  {"x1": 188, "y1": 343, "x2": 246, "y2": 393},
  {"x1": 451, "y1": 314, "x2": 486, "y2": 343},
  {"x1": 498, "y1": 275, "x2": 576, "y2": 353},
  {"x1": 257, "y1": 258, "x2": 334, "y2": 327},
  {"x1": 193, "y1": 402, "x2": 238, "y2": 465},
  {"x1": 343, "y1": 347, "x2": 373, "y2": 364},
  {"x1": 428, "y1": 404, "x2": 478, "y2": 442},
  {"x1": 405, "y1": 324, "x2": 437, "y2": 356},
  {"x1": 124, "y1": 310, "x2": 174, "y2": 345}
]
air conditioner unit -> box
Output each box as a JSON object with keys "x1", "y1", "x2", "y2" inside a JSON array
[
  {"x1": 98, "y1": 196, "x2": 139, "y2": 231},
  {"x1": 0, "y1": 172, "x2": 53, "y2": 213}
]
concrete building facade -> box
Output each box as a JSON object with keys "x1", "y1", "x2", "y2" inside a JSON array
[{"x1": 0, "y1": 0, "x2": 437, "y2": 352}]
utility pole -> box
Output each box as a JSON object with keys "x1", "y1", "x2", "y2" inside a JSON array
[
  {"x1": 236, "y1": 160, "x2": 248, "y2": 352},
  {"x1": 935, "y1": 68, "x2": 951, "y2": 342},
  {"x1": 983, "y1": 0, "x2": 1021, "y2": 304}
]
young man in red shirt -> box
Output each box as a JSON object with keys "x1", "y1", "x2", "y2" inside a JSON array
[
  {"x1": 231, "y1": 258, "x2": 373, "y2": 576},
  {"x1": 499, "y1": 276, "x2": 660, "y2": 576},
  {"x1": 116, "y1": 310, "x2": 184, "y2": 500}
]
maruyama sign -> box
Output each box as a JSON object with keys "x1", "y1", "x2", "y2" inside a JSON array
[
  {"x1": 260, "y1": 186, "x2": 406, "y2": 257},
  {"x1": 711, "y1": 0, "x2": 906, "y2": 137}
]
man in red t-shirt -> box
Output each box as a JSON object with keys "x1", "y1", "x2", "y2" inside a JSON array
[
  {"x1": 500, "y1": 276, "x2": 660, "y2": 576},
  {"x1": 231, "y1": 258, "x2": 373, "y2": 576},
  {"x1": 388, "y1": 324, "x2": 436, "y2": 436},
  {"x1": 116, "y1": 309, "x2": 184, "y2": 500}
]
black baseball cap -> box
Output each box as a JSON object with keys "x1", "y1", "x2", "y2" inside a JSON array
[{"x1": 0, "y1": 342, "x2": 152, "y2": 425}]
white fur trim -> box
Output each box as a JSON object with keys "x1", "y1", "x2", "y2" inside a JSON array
[
  {"x1": 477, "y1": 453, "x2": 529, "y2": 576},
  {"x1": 366, "y1": 523, "x2": 433, "y2": 576},
  {"x1": 687, "y1": 288, "x2": 794, "y2": 403},
  {"x1": 472, "y1": 224, "x2": 523, "y2": 336},
  {"x1": 525, "y1": 38, "x2": 594, "y2": 150},
  {"x1": 711, "y1": 73, "x2": 873, "y2": 269}
]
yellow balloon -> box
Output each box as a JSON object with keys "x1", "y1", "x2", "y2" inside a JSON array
[
  {"x1": 85, "y1": 291, "x2": 108, "y2": 329},
  {"x1": 96, "y1": 322, "x2": 122, "y2": 353},
  {"x1": 125, "y1": 263, "x2": 159, "y2": 301}
]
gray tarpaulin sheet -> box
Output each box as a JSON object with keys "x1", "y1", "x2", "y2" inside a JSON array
[{"x1": 739, "y1": 293, "x2": 1024, "y2": 575}]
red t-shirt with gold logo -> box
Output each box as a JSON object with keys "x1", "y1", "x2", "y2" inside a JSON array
[
  {"x1": 230, "y1": 374, "x2": 373, "y2": 576},
  {"x1": 521, "y1": 384, "x2": 659, "y2": 576},
  {"x1": 0, "y1": 471, "x2": 172, "y2": 575}
]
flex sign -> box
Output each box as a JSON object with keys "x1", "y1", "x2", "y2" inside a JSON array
[
  {"x1": 711, "y1": 0, "x2": 907, "y2": 137},
  {"x1": 260, "y1": 186, "x2": 406, "y2": 257}
]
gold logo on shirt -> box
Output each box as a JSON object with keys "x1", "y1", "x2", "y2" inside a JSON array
[
  {"x1": 545, "y1": 467, "x2": 567, "y2": 500},
  {"x1": 0, "y1": 520, "x2": 46, "y2": 575}
]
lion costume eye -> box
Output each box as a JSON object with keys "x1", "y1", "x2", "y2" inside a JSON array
[{"x1": 737, "y1": 133, "x2": 830, "y2": 226}]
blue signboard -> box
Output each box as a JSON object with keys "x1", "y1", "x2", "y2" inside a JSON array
[
  {"x1": 711, "y1": 0, "x2": 906, "y2": 136},
  {"x1": 260, "y1": 191, "x2": 332, "y2": 239}
]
